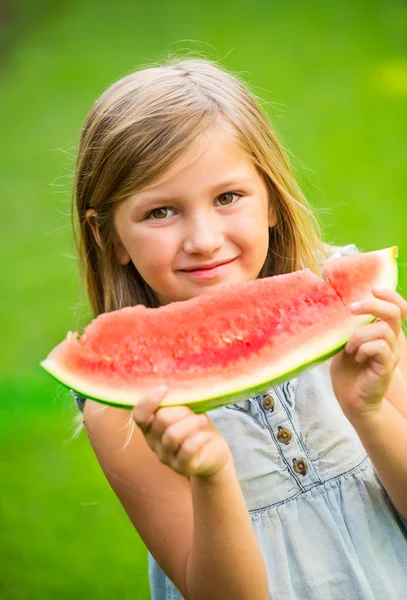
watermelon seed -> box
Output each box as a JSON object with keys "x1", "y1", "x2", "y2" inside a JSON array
[
  {"x1": 152, "y1": 364, "x2": 158, "y2": 373},
  {"x1": 236, "y1": 335, "x2": 244, "y2": 341},
  {"x1": 221, "y1": 336, "x2": 232, "y2": 344}
]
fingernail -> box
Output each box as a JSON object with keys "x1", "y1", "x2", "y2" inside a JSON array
[
  {"x1": 350, "y1": 302, "x2": 361, "y2": 312},
  {"x1": 373, "y1": 286, "x2": 384, "y2": 294}
]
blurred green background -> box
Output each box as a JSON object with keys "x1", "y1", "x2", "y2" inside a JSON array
[{"x1": 1, "y1": 0, "x2": 406, "y2": 598}]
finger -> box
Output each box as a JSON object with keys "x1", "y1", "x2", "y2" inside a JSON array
[
  {"x1": 148, "y1": 405, "x2": 198, "y2": 442},
  {"x1": 345, "y1": 320, "x2": 398, "y2": 355},
  {"x1": 186, "y1": 436, "x2": 220, "y2": 474},
  {"x1": 350, "y1": 296, "x2": 403, "y2": 337},
  {"x1": 354, "y1": 339, "x2": 396, "y2": 368},
  {"x1": 171, "y1": 431, "x2": 214, "y2": 473},
  {"x1": 160, "y1": 413, "x2": 208, "y2": 456},
  {"x1": 372, "y1": 287, "x2": 407, "y2": 321},
  {"x1": 132, "y1": 385, "x2": 168, "y2": 434}
]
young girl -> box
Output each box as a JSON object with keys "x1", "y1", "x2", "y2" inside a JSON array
[{"x1": 70, "y1": 58, "x2": 407, "y2": 600}]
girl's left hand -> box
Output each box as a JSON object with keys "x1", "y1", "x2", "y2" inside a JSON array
[{"x1": 330, "y1": 287, "x2": 407, "y2": 421}]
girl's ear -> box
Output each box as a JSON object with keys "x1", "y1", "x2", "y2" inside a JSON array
[
  {"x1": 116, "y1": 241, "x2": 131, "y2": 266},
  {"x1": 85, "y1": 209, "x2": 103, "y2": 249},
  {"x1": 85, "y1": 209, "x2": 131, "y2": 265},
  {"x1": 268, "y1": 206, "x2": 277, "y2": 229}
]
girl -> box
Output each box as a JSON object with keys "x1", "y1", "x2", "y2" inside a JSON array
[{"x1": 70, "y1": 58, "x2": 407, "y2": 600}]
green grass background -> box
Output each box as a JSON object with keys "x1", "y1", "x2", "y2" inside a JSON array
[{"x1": 1, "y1": 0, "x2": 406, "y2": 597}]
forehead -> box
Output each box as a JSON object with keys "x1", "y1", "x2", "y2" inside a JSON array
[{"x1": 140, "y1": 124, "x2": 258, "y2": 194}]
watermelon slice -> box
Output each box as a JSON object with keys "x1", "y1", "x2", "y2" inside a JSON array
[{"x1": 41, "y1": 247, "x2": 398, "y2": 413}]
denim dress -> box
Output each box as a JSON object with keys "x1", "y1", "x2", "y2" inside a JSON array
[{"x1": 72, "y1": 245, "x2": 407, "y2": 600}]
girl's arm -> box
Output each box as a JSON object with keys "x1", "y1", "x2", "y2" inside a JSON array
[
  {"x1": 382, "y1": 333, "x2": 407, "y2": 420},
  {"x1": 347, "y1": 398, "x2": 407, "y2": 519},
  {"x1": 330, "y1": 287, "x2": 407, "y2": 518},
  {"x1": 187, "y1": 455, "x2": 268, "y2": 600},
  {"x1": 83, "y1": 397, "x2": 269, "y2": 600},
  {"x1": 349, "y1": 333, "x2": 407, "y2": 518}
]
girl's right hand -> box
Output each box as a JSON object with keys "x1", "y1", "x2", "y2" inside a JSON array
[{"x1": 131, "y1": 385, "x2": 231, "y2": 479}]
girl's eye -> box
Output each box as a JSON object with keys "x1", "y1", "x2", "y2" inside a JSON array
[
  {"x1": 147, "y1": 207, "x2": 174, "y2": 220},
  {"x1": 217, "y1": 192, "x2": 241, "y2": 206},
  {"x1": 146, "y1": 193, "x2": 241, "y2": 220}
]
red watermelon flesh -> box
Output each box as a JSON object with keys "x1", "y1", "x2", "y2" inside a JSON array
[
  {"x1": 41, "y1": 247, "x2": 398, "y2": 412},
  {"x1": 322, "y1": 248, "x2": 393, "y2": 305}
]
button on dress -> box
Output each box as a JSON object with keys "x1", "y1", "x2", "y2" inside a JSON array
[{"x1": 72, "y1": 245, "x2": 407, "y2": 599}]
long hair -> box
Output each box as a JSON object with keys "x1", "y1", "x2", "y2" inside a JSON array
[{"x1": 72, "y1": 57, "x2": 326, "y2": 317}]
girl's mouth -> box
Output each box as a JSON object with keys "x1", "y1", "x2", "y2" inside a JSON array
[{"x1": 180, "y1": 258, "x2": 236, "y2": 279}]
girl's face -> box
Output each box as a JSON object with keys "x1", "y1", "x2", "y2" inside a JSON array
[{"x1": 114, "y1": 124, "x2": 276, "y2": 304}]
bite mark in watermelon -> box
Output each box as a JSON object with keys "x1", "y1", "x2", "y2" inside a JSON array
[{"x1": 41, "y1": 247, "x2": 398, "y2": 412}]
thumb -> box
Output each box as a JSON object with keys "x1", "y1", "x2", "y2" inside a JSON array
[{"x1": 132, "y1": 384, "x2": 168, "y2": 434}]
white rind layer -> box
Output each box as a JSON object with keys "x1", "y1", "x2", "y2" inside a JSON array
[{"x1": 380, "y1": 247, "x2": 398, "y2": 289}]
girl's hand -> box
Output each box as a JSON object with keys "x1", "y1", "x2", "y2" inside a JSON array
[
  {"x1": 132, "y1": 386, "x2": 231, "y2": 479},
  {"x1": 330, "y1": 287, "x2": 407, "y2": 422}
]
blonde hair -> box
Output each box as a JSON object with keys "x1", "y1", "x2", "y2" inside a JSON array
[{"x1": 72, "y1": 56, "x2": 326, "y2": 317}]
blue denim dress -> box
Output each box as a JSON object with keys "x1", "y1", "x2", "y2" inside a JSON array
[{"x1": 72, "y1": 245, "x2": 407, "y2": 600}]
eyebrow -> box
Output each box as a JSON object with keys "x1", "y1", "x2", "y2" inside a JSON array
[
  {"x1": 134, "y1": 176, "x2": 255, "y2": 206},
  {"x1": 210, "y1": 177, "x2": 254, "y2": 192}
]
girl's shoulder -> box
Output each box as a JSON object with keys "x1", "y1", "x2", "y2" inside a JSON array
[{"x1": 321, "y1": 242, "x2": 360, "y2": 261}]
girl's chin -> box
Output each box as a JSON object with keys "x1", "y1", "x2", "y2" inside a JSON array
[
  {"x1": 156, "y1": 283, "x2": 227, "y2": 304},
  {"x1": 156, "y1": 264, "x2": 260, "y2": 303}
]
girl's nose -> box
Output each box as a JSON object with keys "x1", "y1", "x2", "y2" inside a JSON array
[{"x1": 182, "y1": 213, "x2": 225, "y2": 256}]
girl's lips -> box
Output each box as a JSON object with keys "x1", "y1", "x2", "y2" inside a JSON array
[{"x1": 180, "y1": 258, "x2": 236, "y2": 279}]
